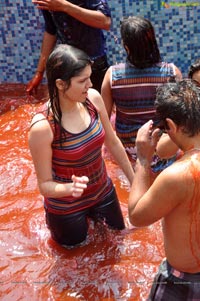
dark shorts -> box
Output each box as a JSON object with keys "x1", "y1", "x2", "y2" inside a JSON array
[
  {"x1": 91, "y1": 55, "x2": 109, "y2": 93},
  {"x1": 45, "y1": 186, "x2": 125, "y2": 247},
  {"x1": 147, "y1": 259, "x2": 200, "y2": 301}
]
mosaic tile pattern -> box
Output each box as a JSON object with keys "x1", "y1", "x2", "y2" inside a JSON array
[{"x1": 0, "y1": 0, "x2": 200, "y2": 83}]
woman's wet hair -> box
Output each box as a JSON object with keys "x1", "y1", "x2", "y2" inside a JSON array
[
  {"x1": 120, "y1": 16, "x2": 161, "y2": 68},
  {"x1": 46, "y1": 44, "x2": 92, "y2": 122},
  {"x1": 155, "y1": 79, "x2": 200, "y2": 137},
  {"x1": 188, "y1": 58, "x2": 200, "y2": 79}
]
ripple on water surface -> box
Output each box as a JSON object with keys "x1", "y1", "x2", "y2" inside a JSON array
[{"x1": 0, "y1": 84, "x2": 164, "y2": 301}]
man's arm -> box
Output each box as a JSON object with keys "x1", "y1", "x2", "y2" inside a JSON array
[
  {"x1": 26, "y1": 32, "x2": 56, "y2": 93},
  {"x1": 128, "y1": 121, "x2": 183, "y2": 227},
  {"x1": 128, "y1": 120, "x2": 158, "y2": 224},
  {"x1": 32, "y1": 0, "x2": 111, "y2": 30},
  {"x1": 35, "y1": 31, "x2": 57, "y2": 74}
]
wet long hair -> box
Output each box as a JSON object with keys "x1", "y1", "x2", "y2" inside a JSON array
[
  {"x1": 155, "y1": 80, "x2": 200, "y2": 137},
  {"x1": 120, "y1": 16, "x2": 161, "y2": 68},
  {"x1": 46, "y1": 44, "x2": 92, "y2": 125}
]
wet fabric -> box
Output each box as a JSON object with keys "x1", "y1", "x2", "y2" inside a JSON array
[
  {"x1": 45, "y1": 186, "x2": 125, "y2": 246},
  {"x1": 111, "y1": 61, "x2": 176, "y2": 149},
  {"x1": 125, "y1": 145, "x2": 177, "y2": 173},
  {"x1": 42, "y1": 0, "x2": 110, "y2": 59},
  {"x1": 111, "y1": 61, "x2": 177, "y2": 172},
  {"x1": 147, "y1": 259, "x2": 200, "y2": 301},
  {"x1": 90, "y1": 55, "x2": 109, "y2": 92},
  {"x1": 38, "y1": 99, "x2": 114, "y2": 215}
]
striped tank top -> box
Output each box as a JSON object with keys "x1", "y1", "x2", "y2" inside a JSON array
[
  {"x1": 111, "y1": 61, "x2": 176, "y2": 150},
  {"x1": 42, "y1": 99, "x2": 113, "y2": 214}
]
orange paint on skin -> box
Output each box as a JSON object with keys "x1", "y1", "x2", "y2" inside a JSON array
[{"x1": 188, "y1": 159, "x2": 200, "y2": 267}]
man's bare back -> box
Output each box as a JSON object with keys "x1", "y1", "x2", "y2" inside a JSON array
[
  {"x1": 162, "y1": 151, "x2": 200, "y2": 273},
  {"x1": 128, "y1": 80, "x2": 200, "y2": 299}
]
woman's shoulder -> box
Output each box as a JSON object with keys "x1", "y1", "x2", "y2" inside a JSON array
[
  {"x1": 30, "y1": 101, "x2": 48, "y2": 124},
  {"x1": 158, "y1": 61, "x2": 176, "y2": 70},
  {"x1": 31, "y1": 113, "x2": 47, "y2": 126},
  {"x1": 29, "y1": 111, "x2": 53, "y2": 145},
  {"x1": 159, "y1": 62, "x2": 182, "y2": 79},
  {"x1": 87, "y1": 88, "x2": 104, "y2": 112},
  {"x1": 87, "y1": 88, "x2": 102, "y2": 102},
  {"x1": 110, "y1": 62, "x2": 129, "y2": 81},
  {"x1": 111, "y1": 62, "x2": 127, "y2": 72},
  {"x1": 30, "y1": 101, "x2": 52, "y2": 132}
]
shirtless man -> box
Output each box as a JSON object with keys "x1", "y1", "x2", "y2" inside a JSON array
[
  {"x1": 128, "y1": 79, "x2": 200, "y2": 300},
  {"x1": 155, "y1": 59, "x2": 200, "y2": 160}
]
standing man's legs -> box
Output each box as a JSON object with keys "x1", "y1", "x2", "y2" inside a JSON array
[{"x1": 91, "y1": 55, "x2": 109, "y2": 92}]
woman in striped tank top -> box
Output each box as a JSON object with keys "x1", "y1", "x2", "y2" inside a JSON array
[
  {"x1": 28, "y1": 45, "x2": 134, "y2": 247},
  {"x1": 101, "y1": 16, "x2": 182, "y2": 173}
]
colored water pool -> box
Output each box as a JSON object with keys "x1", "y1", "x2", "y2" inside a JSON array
[{"x1": 0, "y1": 84, "x2": 164, "y2": 301}]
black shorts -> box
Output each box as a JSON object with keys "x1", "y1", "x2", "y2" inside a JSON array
[
  {"x1": 148, "y1": 259, "x2": 200, "y2": 301},
  {"x1": 45, "y1": 187, "x2": 125, "y2": 247}
]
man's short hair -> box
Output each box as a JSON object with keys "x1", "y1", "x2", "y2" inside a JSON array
[{"x1": 155, "y1": 79, "x2": 200, "y2": 137}]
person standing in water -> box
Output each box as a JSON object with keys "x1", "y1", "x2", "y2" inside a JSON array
[
  {"x1": 28, "y1": 44, "x2": 134, "y2": 248},
  {"x1": 101, "y1": 16, "x2": 182, "y2": 172},
  {"x1": 128, "y1": 79, "x2": 200, "y2": 300},
  {"x1": 155, "y1": 59, "x2": 200, "y2": 160},
  {"x1": 26, "y1": 0, "x2": 111, "y2": 93}
]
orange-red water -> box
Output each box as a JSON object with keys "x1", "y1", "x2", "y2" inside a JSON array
[{"x1": 0, "y1": 84, "x2": 164, "y2": 301}]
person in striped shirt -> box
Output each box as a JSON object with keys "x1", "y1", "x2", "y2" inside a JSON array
[
  {"x1": 101, "y1": 16, "x2": 182, "y2": 172},
  {"x1": 28, "y1": 44, "x2": 134, "y2": 248}
]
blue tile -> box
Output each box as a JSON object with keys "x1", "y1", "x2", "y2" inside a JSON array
[{"x1": 0, "y1": 0, "x2": 200, "y2": 83}]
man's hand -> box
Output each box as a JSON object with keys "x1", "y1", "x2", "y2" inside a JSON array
[
  {"x1": 32, "y1": 0, "x2": 110, "y2": 30},
  {"x1": 136, "y1": 120, "x2": 161, "y2": 164},
  {"x1": 71, "y1": 175, "x2": 89, "y2": 198},
  {"x1": 32, "y1": 0, "x2": 67, "y2": 11},
  {"x1": 26, "y1": 71, "x2": 44, "y2": 94}
]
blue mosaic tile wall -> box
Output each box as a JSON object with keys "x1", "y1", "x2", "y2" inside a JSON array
[{"x1": 0, "y1": 0, "x2": 200, "y2": 84}]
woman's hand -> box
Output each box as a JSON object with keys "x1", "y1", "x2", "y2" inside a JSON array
[{"x1": 71, "y1": 175, "x2": 89, "y2": 198}]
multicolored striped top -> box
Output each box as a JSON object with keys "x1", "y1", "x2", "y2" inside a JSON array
[
  {"x1": 111, "y1": 61, "x2": 176, "y2": 152},
  {"x1": 41, "y1": 99, "x2": 113, "y2": 215}
]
